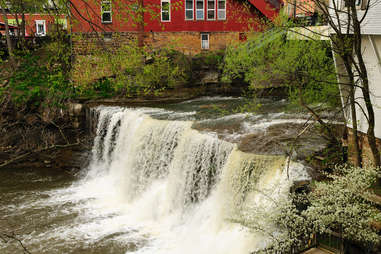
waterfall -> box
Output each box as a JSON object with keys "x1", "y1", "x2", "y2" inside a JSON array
[{"x1": 82, "y1": 106, "x2": 309, "y2": 254}]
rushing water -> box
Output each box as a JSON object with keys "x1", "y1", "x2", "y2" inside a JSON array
[{"x1": 1, "y1": 97, "x2": 316, "y2": 254}]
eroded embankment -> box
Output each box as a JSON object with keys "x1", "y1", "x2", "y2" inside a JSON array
[{"x1": 0, "y1": 102, "x2": 91, "y2": 171}]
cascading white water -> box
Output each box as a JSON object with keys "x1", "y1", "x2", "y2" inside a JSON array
[{"x1": 79, "y1": 106, "x2": 309, "y2": 254}]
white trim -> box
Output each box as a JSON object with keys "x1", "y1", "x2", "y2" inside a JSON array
[
  {"x1": 207, "y1": 0, "x2": 216, "y2": 20},
  {"x1": 161, "y1": 0, "x2": 171, "y2": 22},
  {"x1": 217, "y1": 0, "x2": 226, "y2": 20},
  {"x1": 185, "y1": 0, "x2": 194, "y2": 20},
  {"x1": 35, "y1": 20, "x2": 46, "y2": 36},
  {"x1": 196, "y1": 0, "x2": 205, "y2": 20},
  {"x1": 201, "y1": 33, "x2": 209, "y2": 49},
  {"x1": 101, "y1": 0, "x2": 112, "y2": 23}
]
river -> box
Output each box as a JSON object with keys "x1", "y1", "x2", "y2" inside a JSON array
[{"x1": 1, "y1": 97, "x2": 325, "y2": 254}]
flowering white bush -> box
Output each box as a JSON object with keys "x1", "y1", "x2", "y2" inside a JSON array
[
  {"x1": 304, "y1": 165, "x2": 381, "y2": 248},
  {"x1": 249, "y1": 165, "x2": 381, "y2": 253}
]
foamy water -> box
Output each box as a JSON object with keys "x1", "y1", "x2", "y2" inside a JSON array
[{"x1": 0, "y1": 105, "x2": 310, "y2": 254}]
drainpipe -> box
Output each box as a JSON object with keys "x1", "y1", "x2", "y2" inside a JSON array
[{"x1": 368, "y1": 35, "x2": 381, "y2": 73}]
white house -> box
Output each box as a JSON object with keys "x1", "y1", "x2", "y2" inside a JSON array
[{"x1": 331, "y1": 0, "x2": 381, "y2": 162}]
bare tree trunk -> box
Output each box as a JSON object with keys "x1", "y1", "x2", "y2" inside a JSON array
[
  {"x1": 14, "y1": 0, "x2": 26, "y2": 50},
  {"x1": 343, "y1": 53, "x2": 362, "y2": 166},
  {"x1": 350, "y1": 3, "x2": 381, "y2": 167},
  {"x1": 21, "y1": 13, "x2": 25, "y2": 38},
  {"x1": 298, "y1": 85, "x2": 339, "y2": 145},
  {"x1": 0, "y1": 5, "x2": 14, "y2": 64},
  {"x1": 20, "y1": 5, "x2": 26, "y2": 49},
  {"x1": 0, "y1": 4, "x2": 14, "y2": 63}
]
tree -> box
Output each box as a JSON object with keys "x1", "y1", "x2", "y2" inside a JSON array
[
  {"x1": 243, "y1": 165, "x2": 380, "y2": 253},
  {"x1": 286, "y1": 0, "x2": 381, "y2": 167},
  {"x1": 224, "y1": 0, "x2": 381, "y2": 167},
  {"x1": 222, "y1": 25, "x2": 341, "y2": 146},
  {"x1": 0, "y1": 0, "x2": 60, "y2": 54},
  {"x1": 304, "y1": 165, "x2": 381, "y2": 251},
  {"x1": 0, "y1": 1, "x2": 14, "y2": 63}
]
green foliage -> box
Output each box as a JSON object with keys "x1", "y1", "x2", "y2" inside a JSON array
[
  {"x1": 222, "y1": 29, "x2": 340, "y2": 109},
  {"x1": 72, "y1": 40, "x2": 189, "y2": 97},
  {"x1": 193, "y1": 50, "x2": 225, "y2": 70},
  {"x1": 2, "y1": 37, "x2": 73, "y2": 109}
]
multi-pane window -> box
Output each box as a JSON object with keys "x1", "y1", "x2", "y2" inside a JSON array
[
  {"x1": 217, "y1": 0, "x2": 226, "y2": 20},
  {"x1": 161, "y1": 0, "x2": 170, "y2": 21},
  {"x1": 196, "y1": 0, "x2": 204, "y2": 20},
  {"x1": 185, "y1": 0, "x2": 194, "y2": 20},
  {"x1": 101, "y1": 1, "x2": 112, "y2": 23},
  {"x1": 201, "y1": 33, "x2": 209, "y2": 49},
  {"x1": 207, "y1": 0, "x2": 215, "y2": 20},
  {"x1": 186, "y1": 0, "x2": 226, "y2": 21}
]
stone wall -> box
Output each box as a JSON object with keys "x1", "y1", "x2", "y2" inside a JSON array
[
  {"x1": 347, "y1": 128, "x2": 381, "y2": 166},
  {"x1": 72, "y1": 32, "x2": 139, "y2": 55},
  {"x1": 72, "y1": 31, "x2": 242, "y2": 56},
  {"x1": 143, "y1": 31, "x2": 240, "y2": 55}
]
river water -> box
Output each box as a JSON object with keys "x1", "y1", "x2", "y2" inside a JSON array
[{"x1": 0, "y1": 97, "x2": 324, "y2": 254}]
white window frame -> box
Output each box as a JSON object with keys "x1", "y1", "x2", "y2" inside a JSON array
[
  {"x1": 201, "y1": 33, "x2": 209, "y2": 50},
  {"x1": 196, "y1": 0, "x2": 205, "y2": 20},
  {"x1": 207, "y1": 0, "x2": 216, "y2": 20},
  {"x1": 101, "y1": 0, "x2": 112, "y2": 24},
  {"x1": 217, "y1": 0, "x2": 226, "y2": 20},
  {"x1": 161, "y1": 0, "x2": 171, "y2": 22},
  {"x1": 185, "y1": 0, "x2": 194, "y2": 20},
  {"x1": 35, "y1": 20, "x2": 46, "y2": 36}
]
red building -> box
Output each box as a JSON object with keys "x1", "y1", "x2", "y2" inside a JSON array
[
  {"x1": 0, "y1": 22, "x2": 18, "y2": 36},
  {"x1": 0, "y1": 14, "x2": 68, "y2": 37},
  {"x1": 70, "y1": 0, "x2": 282, "y2": 54}
]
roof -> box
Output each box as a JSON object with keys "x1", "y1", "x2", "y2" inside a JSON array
[{"x1": 247, "y1": 0, "x2": 282, "y2": 20}]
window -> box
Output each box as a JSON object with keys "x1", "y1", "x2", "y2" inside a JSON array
[
  {"x1": 161, "y1": 0, "x2": 170, "y2": 21},
  {"x1": 207, "y1": 0, "x2": 215, "y2": 20},
  {"x1": 35, "y1": 20, "x2": 46, "y2": 36},
  {"x1": 103, "y1": 32, "x2": 112, "y2": 42},
  {"x1": 201, "y1": 33, "x2": 209, "y2": 49},
  {"x1": 185, "y1": 0, "x2": 194, "y2": 20},
  {"x1": 101, "y1": 1, "x2": 112, "y2": 23},
  {"x1": 196, "y1": 0, "x2": 205, "y2": 20},
  {"x1": 217, "y1": 0, "x2": 226, "y2": 20}
]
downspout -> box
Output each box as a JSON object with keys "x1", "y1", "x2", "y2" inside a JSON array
[{"x1": 368, "y1": 35, "x2": 381, "y2": 73}]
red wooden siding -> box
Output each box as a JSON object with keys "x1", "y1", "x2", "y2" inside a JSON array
[
  {"x1": 0, "y1": 14, "x2": 67, "y2": 37},
  {"x1": 70, "y1": 0, "x2": 278, "y2": 33}
]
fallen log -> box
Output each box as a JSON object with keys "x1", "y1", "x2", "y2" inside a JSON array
[{"x1": 0, "y1": 143, "x2": 80, "y2": 169}]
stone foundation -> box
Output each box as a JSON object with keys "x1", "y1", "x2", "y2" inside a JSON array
[
  {"x1": 143, "y1": 31, "x2": 240, "y2": 55},
  {"x1": 346, "y1": 128, "x2": 381, "y2": 166},
  {"x1": 72, "y1": 31, "x2": 243, "y2": 56},
  {"x1": 72, "y1": 32, "x2": 139, "y2": 55}
]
